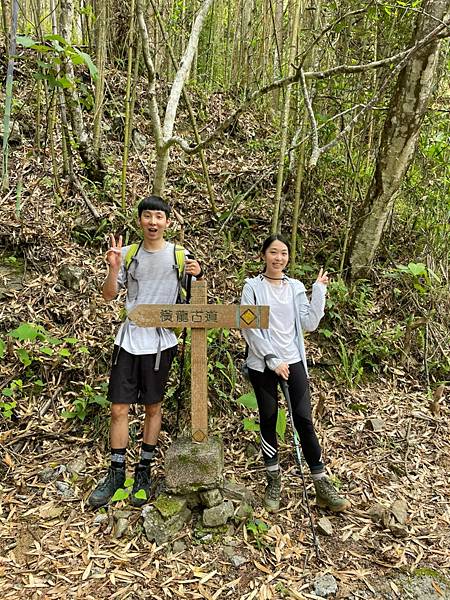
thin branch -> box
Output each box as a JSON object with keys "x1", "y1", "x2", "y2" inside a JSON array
[
  {"x1": 299, "y1": 68, "x2": 319, "y2": 167},
  {"x1": 136, "y1": 0, "x2": 163, "y2": 148},
  {"x1": 164, "y1": 18, "x2": 449, "y2": 156},
  {"x1": 310, "y1": 16, "x2": 447, "y2": 165}
]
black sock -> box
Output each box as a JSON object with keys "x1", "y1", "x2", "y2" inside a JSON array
[
  {"x1": 110, "y1": 447, "x2": 126, "y2": 470},
  {"x1": 137, "y1": 443, "x2": 156, "y2": 471}
]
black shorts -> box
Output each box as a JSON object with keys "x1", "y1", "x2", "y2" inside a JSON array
[{"x1": 108, "y1": 345, "x2": 178, "y2": 405}]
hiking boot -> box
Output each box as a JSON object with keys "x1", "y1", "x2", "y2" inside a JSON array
[
  {"x1": 130, "y1": 468, "x2": 151, "y2": 507},
  {"x1": 88, "y1": 467, "x2": 125, "y2": 508},
  {"x1": 264, "y1": 470, "x2": 281, "y2": 512},
  {"x1": 314, "y1": 476, "x2": 351, "y2": 512}
]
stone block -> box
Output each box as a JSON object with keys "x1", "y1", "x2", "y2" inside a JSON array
[
  {"x1": 200, "y1": 488, "x2": 223, "y2": 508},
  {"x1": 142, "y1": 505, "x2": 192, "y2": 545},
  {"x1": 165, "y1": 437, "x2": 223, "y2": 495},
  {"x1": 202, "y1": 500, "x2": 234, "y2": 527}
]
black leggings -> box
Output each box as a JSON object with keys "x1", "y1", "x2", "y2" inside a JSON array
[{"x1": 248, "y1": 361, "x2": 324, "y2": 473}]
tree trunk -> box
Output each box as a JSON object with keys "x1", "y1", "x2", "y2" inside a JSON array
[{"x1": 348, "y1": 0, "x2": 449, "y2": 279}]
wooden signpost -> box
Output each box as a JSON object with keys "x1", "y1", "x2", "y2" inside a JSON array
[{"x1": 129, "y1": 280, "x2": 269, "y2": 443}]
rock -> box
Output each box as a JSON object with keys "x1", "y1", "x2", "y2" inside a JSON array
[
  {"x1": 66, "y1": 456, "x2": 86, "y2": 475},
  {"x1": 222, "y1": 545, "x2": 235, "y2": 558},
  {"x1": 165, "y1": 437, "x2": 224, "y2": 495},
  {"x1": 185, "y1": 492, "x2": 201, "y2": 509},
  {"x1": 364, "y1": 417, "x2": 385, "y2": 432},
  {"x1": 113, "y1": 510, "x2": 132, "y2": 520},
  {"x1": 235, "y1": 502, "x2": 253, "y2": 521},
  {"x1": 172, "y1": 540, "x2": 187, "y2": 554},
  {"x1": 55, "y1": 481, "x2": 73, "y2": 498},
  {"x1": 114, "y1": 517, "x2": 129, "y2": 539},
  {"x1": 39, "y1": 467, "x2": 58, "y2": 483},
  {"x1": 390, "y1": 499, "x2": 408, "y2": 525},
  {"x1": 0, "y1": 255, "x2": 25, "y2": 299},
  {"x1": 389, "y1": 523, "x2": 408, "y2": 538},
  {"x1": 58, "y1": 265, "x2": 85, "y2": 292},
  {"x1": 154, "y1": 494, "x2": 187, "y2": 519},
  {"x1": 230, "y1": 555, "x2": 247, "y2": 567},
  {"x1": 368, "y1": 503, "x2": 387, "y2": 523},
  {"x1": 143, "y1": 505, "x2": 192, "y2": 545},
  {"x1": 314, "y1": 573, "x2": 338, "y2": 598},
  {"x1": 93, "y1": 514, "x2": 109, "y2": 525},
  {"x1": 203, "y1": 500, "x2": 234, "y2": 527},
  {"x1": 200, "y1": 488, "x2": 223, "y2": 508},
  {"x1": 317, "y1": 516, "x2": 334, "y2": 536},
  {"x1": 222, "y1": 479, "x2": 255, "y2": 505}
]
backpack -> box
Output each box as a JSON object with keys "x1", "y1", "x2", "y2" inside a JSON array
[{"x1": 124, "y1": 241, "x2": 187, "y2": 302}]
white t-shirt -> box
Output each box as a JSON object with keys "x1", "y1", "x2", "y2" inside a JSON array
[
  {"x1": 114, "y1": 242, "x2": 181, "y2": 355},
  {"x1": 263, "y1": 279, "x2": 300, "y2": 364}
]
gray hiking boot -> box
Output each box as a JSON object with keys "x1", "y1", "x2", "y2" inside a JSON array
[
  {"x1": 130, "y1": 468, "x2": 151, "y2": 507},
  {"x1": 88, "y1": 467, "x2": 125, "y2": 508},
  {"x1": 314, "y1": 476, "x2": 351, "y2": 512},
  {"x1": 264, "y1": 470, "x2": 281, "y2": 512}
]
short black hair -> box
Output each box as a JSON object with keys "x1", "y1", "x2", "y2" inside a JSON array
[
  {"x1": 137, "y1": 195, "x2": 170, "y2": 218},
  {"x1": 261, "y1": 234, "x2": 291, "y2": 256}
]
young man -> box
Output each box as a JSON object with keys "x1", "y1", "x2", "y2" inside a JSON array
[{"x1": 88, "y1": 195, "x2": 202, "y2": 508}]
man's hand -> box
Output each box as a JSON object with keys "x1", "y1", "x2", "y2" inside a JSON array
[
  {"x1": 316, "y1": 268, "x2": 329, "y2": 285},
  {"x1": 106, "y1": 234, "x2": 123, "y2": 271},
  {"x1": 185, "y1": 258, "x2": 202, "y2": 278},
  {"x1": 275, "y1": 362, "x2": 290, "y2": 380}
]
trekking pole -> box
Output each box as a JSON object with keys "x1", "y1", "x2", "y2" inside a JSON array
[
  {"x1": 174, "y1": 253, "x2": 194, "y2": 434},
  {"x1": 279, "y1": 378, "x2": 321, "y2": 561}
]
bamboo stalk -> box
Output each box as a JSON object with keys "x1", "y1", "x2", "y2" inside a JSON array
[{"x1": 2, "y1": 0, "x2": 19, "y2": 191}]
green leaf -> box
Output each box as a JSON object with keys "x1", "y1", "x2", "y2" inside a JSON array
[
  {"x1": 43, "y1": 33, "x2": 67, "y2": 45},
  {"x1": 319, "y1": 328, "x2": 333, "y2": 338},
  {"x1": 79, "y1": 346, "x2": 89, "y2": 353},
  {"x1": 124, "y1": 478, "x2": 134, "y2": 487},
  {"x1": 61, "y1": 410, "x2": 76, "y2": 419},
  {"x1": 47, "y1": 336, "x2": 63, "y2": 345},
  {"x1": 276, "y1": 409, "x2": 287, "y2": 442},
  {"x1": 10, "y1": 323, "x2": 44, "y2": 341},
  {"x1": 40, "y1": 347, "x2": 54, "y2": 356},
  {"x1": 134, "y1": 489, "x2": 147, "y2": 500},
  {"x1": 243, "y1": 418, "x2": 260, "y2": 432},
  {"x1": 66, "y1": 337, "x2": 78, "y2": 345},
  {"x1": 237, "y1": 392, "x2": 258, "y2": 410},
  {"x1": 16, "y1": 35, "x2": 37, "y2": 48},
  {"x1": 2, "y1": 388, "x2": 13, "y2": 398},
  {"x1": 58, "y1": 348, "x2": 71, "y2": 357},
  {"x1": 72, "y1": 47, "x2": 98, "y2": 80},
  {"x1": 111, "y1": 488, "x2": 129, "y2": 502},
  {"x1": 407, "y1": 262, "x2": 427, "y2": 277},
  {"x1": 16, "y1": 348, "x2": 31, "y2": 366}
]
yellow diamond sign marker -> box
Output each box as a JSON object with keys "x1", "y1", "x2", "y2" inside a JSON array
[{"x1": 241, "y1": 308, "x2": 257, "y2": 326}]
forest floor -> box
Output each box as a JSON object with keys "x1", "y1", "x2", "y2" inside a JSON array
[{"x1": 0, "y1": 376, "x2": 449, "y2": 600}]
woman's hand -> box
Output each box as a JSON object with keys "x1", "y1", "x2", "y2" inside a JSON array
[
  {"x1": 316, "y1": 268, "x2": 329, "y2": 285},
  {"x1": 106, "y1": 234, "x2": 122, "y2": 271},
  {"x1": 275, "y1": 362, "x2": 290, "y2": 380}
]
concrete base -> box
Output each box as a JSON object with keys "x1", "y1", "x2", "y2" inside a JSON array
[{"x1": 165, "y1": 436, "x2": 224, "y2": 495}]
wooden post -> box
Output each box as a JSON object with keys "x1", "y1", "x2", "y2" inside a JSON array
[{"x1": 190, "y1": 280, "x2": 208, "y2": 442}]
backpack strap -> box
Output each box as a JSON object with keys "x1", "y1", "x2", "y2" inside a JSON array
[
  {"x1": 124, "y1": 242, "x2": 141, "y2": 271},
  {"x1": 173, "y1": 244, "x2": 187, "y2": 302}
]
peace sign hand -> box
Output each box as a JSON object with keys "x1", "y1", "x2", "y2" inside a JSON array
[
  {"x1": 316, "y1": 268, "x2": 329, "y2": 285},
  {"x1": 106, "y1": 234, "x2": 123, "y2": 271}
]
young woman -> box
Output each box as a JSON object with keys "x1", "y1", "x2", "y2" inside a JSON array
[{"x1": 241, "y1": 234, "x2": 350, "y2": 513}]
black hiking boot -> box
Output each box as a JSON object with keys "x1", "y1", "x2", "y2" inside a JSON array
[
  {"x1": 88, "y1": 467, "x2": 125, "y2": 508},
  {"x1": 264, "y1": 470, "x2": 281, "y2": 512},
  {"x1": 314, "y1": 476, "x2": 351, "y2": 512},
  {"x1": 130, "y1": 468, "x2": 151, "y2": 507}
]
